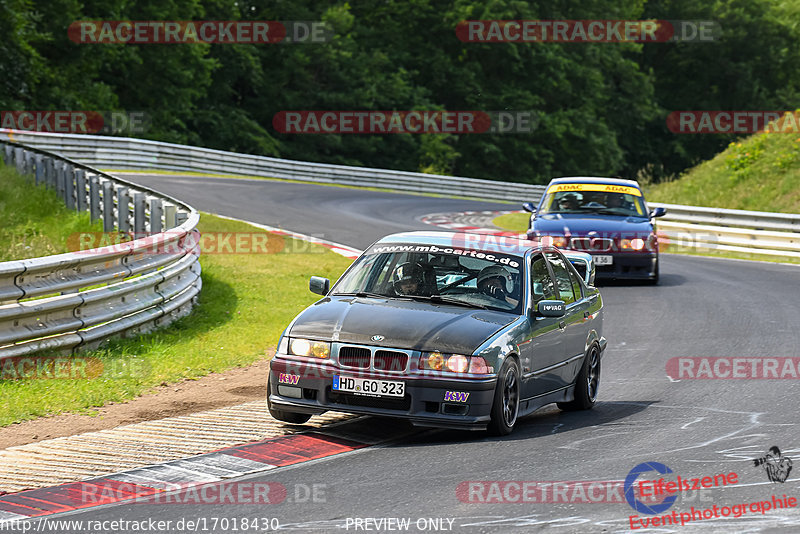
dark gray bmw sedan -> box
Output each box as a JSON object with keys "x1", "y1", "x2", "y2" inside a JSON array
[{"x1": 268, "y1": 231, "x2": 606, "y2": 435}]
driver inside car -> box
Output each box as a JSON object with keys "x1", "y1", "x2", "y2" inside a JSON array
[
  {"x1": 557, "y1": 193, "x2": 580, "y2": 211},
  {"x1": 477, "y1": 265, "x2": 519, "y2": 307},
  {"x1": 392, "y1": 262, "x2": 426, "y2": 296}
]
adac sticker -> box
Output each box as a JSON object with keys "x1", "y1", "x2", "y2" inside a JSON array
[{"x1": 546, "y1": 183, "x2": 642, "y2": 197}]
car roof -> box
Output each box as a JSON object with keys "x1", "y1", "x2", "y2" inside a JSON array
[
  {"x1": 548, "y1": 176, "x2": 641, "y2": 188},
  {"x1": 372, "y1": 231, "x2": 542, "y2": 256}
]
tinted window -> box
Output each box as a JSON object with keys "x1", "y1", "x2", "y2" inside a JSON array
[
  {"x1": 545, "y1": 252, "x2": 577, "y2": 304},
  {"x1": 566, "y1": 261, "x2": 584, "y2": 300},
  {"x1": 530, "y1": 253, "x2": 556, "y2": 305}
]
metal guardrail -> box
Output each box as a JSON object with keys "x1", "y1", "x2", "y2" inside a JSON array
[
  {"x1": 0, "y1": 129, "x2": 546, "y2": 202},
  {"x1": 1, "y1": 129, "x2": 798, "y2": 259},
  {"x1": 0, "y1": 139, "x2": 202, "y2": 360},
  {"x1": 648, "y1": 203, "x2": 800, "y2": 259}
]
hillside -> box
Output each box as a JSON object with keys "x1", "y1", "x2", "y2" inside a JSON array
[{"x1": 646, "y1": 127, "x2": 800, "y2": 214}]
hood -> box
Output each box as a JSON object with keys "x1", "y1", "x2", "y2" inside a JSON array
[
  {"x1": 532, "y1": 213, "x2": 653, "y2": 236},
  {"x1": 288, "y1": 296, "x2": 517, "y2": 354}
]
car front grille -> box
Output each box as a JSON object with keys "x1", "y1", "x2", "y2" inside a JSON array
[
  {"x1": 570, "y1": 237, "x2": 613, "y2": 252},
  {"x1": 336, "y1": 345, "x2": 411, "y2": 373},
  {"x1": 338, "y1": 346, "x2": 371, "y2": 368},
  {"x1": 373, "y1": 351, "x2": 409, "y2": 372}
]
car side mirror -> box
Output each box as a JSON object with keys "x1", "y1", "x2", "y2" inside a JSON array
[
  {"x1": 309, "y1": 276, "x2": 330, "y2": 295},
  {"x1": 650, "y1": 207, "x2": 667, "y2": 218},
  {"x1": 536, "y1": 300, "x2": 566, "y2": 317},
  {"x1": 522, "y1": 202, "x2": 538, "y2": 214}
]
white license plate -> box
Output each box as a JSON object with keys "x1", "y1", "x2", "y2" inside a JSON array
[
  {"x1": 594, "y1": 255, "x2": 613, "y2": 265},
  {"x1": 333, "y1": 375, "x2": 405, "y2": 398}
]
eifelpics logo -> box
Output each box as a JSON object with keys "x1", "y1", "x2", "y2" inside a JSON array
[{"x1": 753, "y1": 446, "x2": 792, "y2": 483}]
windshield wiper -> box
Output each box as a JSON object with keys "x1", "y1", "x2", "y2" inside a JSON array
[
  {"x1": 407, "y1": 294, "x2": 489, "y2": 310},
  {"x1": 335, "y1": 291, "x2": 390, "y2": 299}
]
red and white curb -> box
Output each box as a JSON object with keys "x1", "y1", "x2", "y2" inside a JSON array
[
  {"x1": 0, "y1": 418, "x2": 415, "y2": 522},
  {"x1": 419, "y1": 210, "x2": 524, "y2": 237},
  {"x1": 214, "y1": 214, "x2": 363, "y2": 259}
]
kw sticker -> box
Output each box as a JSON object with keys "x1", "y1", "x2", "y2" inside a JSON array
[
  {"x1": 444, "y1": 391, "x2": 470, "y2": 402},
  {"x1": 278, "y1": 373, "x2": 300, "y2": 385}
]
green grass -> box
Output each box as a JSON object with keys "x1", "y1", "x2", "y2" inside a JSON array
[
  {"x1": 0, "y1": 164, "x2": 103, "y2": 261},
  {"x1": 493, "y1": 212, "x2": 529, "y2": 233},
  {"x1": 0, "y1": 211, "x2": 353, "y2": 427},
  {"x1": 646, "y1": 126, "x2": 800, "y2": 214}
]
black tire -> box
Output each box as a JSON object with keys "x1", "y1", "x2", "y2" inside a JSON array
[
  {"x1": 267, "y1": 374, "x2": 312, "y2": 424},
  {"x1": 488, "y1": 358, "x2": 521, "y2": 436},
  {"x1": 558, "y1": 344, "x2": 600, "y2": 411},
  {"x1": 646, "y1": 260, "x2": 660, "y2": 285}
]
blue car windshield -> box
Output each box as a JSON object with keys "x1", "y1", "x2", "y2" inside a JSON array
[
  {"x1": 540, "y1": 190, "x2": 647, "y2": 217},
  {"x1": 331, "y1": 245, "x2": 525, "y2": 314}
]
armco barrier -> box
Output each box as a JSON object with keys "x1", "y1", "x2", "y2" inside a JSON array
[
  {"x1": 0, "y1": 139, "x2": 201, "y2": 360},
  {"x1": 0, "y1": 129, "x2": 546, "y2": 202},
  {"x1": 1, "y1": 129, "x2": 798, "y2": 259}
]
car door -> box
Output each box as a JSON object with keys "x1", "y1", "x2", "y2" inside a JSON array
[
  {"x1": 519, "y1": 252, "x2": 564, "y2": 399},
  {"x1": 545, "y1": 251, "x2": 590, "y2": 386}
]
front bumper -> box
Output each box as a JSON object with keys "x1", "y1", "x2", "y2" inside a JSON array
[
  {"x1": 269, "y1": 356, "x2": 497, "y2": 430},
  {"x1": 590, "y1": 252, "x2": 658, "y2": 280}
]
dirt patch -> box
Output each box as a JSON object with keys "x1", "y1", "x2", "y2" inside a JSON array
[{"x1": 0, "y1": 356, "x2": 273, "y2": 450}]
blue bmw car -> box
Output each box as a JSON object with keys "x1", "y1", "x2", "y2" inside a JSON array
[{"x1": 524, "y1": 177, "x2": 666, "y2": 283}]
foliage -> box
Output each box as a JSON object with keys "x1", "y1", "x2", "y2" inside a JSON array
[{"x1": 2, "y1": 0, "x2": 799, "y2": 184}]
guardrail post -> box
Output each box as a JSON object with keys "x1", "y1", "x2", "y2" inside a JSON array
[
  {"x1": 64, "y1": 163, "x2": 75, "y2": 210},
  {"x1": 117, "y1": 186, "x2": 130, "y2": 233},
  {"x1": 89, "y1": 176, "x2": 101, "y2": 222},
  {"x1": 15, "y1": 148, "x2": 23, "y2": 174},
  {"x1": 164, "y1": 203, "x2": 177, "y2": 230},
  {"x1": 2, "y1": 144, "x2": 11, "y2": 165},
  {"x1": 150, "y1": 198, "x2": 163, "y2": 233},
  {"x1": 34, "y1": 154, "x2": 44, "y2": 185},
  {"x1": 102, "y1": 180, "x2": 115, "y2": 232},
  {"x1": 134, "y1": 193, "x2": 146, "y2": 234},
  {"x1": 21, "y1": 150, "x2": 30, "y2": 176},
  {"x1": 56, "y1": 162, "x2": 66, "y2": 200},
  {"x1": 76, "y1": 169, "x2": 87, "y2": 212},
  {"x1": 45, "y1": 157, "x2": 55, "y2": 189}
]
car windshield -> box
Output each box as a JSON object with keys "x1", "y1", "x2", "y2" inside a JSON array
[
  {"x1": 539, "y1": 189, "x2": 647, "y2": 217},
  {"x1": 331, "y1": 243, "x2": 524, "y2": 314}
]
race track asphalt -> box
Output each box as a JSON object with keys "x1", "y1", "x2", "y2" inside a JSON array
[{"x1": 38, "y1": 174, "x2": 800, "y2": 533}]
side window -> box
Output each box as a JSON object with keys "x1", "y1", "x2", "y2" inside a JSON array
[
  {"x1": 566, "y1": 262, "x2": 584, "y2": 300},
  {"x1": 530, "y1": 253, "x2": 556, "y2": 305},
  {"x1": 545, "y1": 252, "x2": 577, "y2": 304}
]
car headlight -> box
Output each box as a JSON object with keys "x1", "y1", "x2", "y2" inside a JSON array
[
  {"x1": 288, "y1": 338, "x2": 330, "y2": 359},
  {"x1": 420, "y1": 352, "x2": 493, "y2": 374},
  {"x1": 540, "y1": 235, "x2": 568, "y2": 248},
  {"x1": 620, "y1": 238, "x2": 646, "y2": 251}
]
